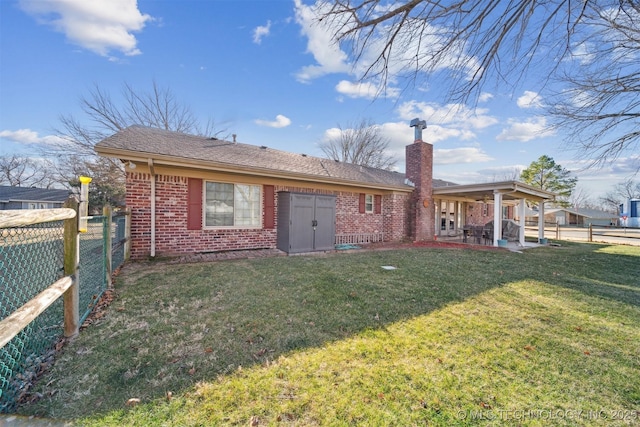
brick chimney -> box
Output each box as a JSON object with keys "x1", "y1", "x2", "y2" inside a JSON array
[{"x1": 406, "y1": 118, "x2": 434, "y2": 241}]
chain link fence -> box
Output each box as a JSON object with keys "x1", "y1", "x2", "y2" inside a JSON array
[
  {"x1": 79, "y1": 217, "x2": 106, "y2": 324},
  {"x1": 0, "y1": 208, "x2": 129, "y2": 412},
  {"x1": 0, "y1": 221, "x2": 65, "y2": 412},
  {"x1": 111, "y1": 212, "x2": 128, "y2": 274}
]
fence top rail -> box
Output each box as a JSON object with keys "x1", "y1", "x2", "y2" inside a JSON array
[{"x1": 0, "y1": 208, "x2": 76, "y2": 228}]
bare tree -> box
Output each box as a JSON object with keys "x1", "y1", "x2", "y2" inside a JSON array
[
  {"x1": 67, "y1": 157, "x2": 126, "y2": 213},
  {"x1": 44, "y1": 80, "x2": 224, "y2": 211},
  {"x1": 569, "y1": 186, "x2": 596, "y2": 210},
  {"x1": 319, "y1": 119, "x2": 396, "y2": 169},
  {"x1": 549, "y1": 4, "x2": 640, "y2": 168},
  {"x1": 318, "y1": 0, "x2": 640, "y2": 169},
  {"x1": 49, "y1": 80, "x2": 223, "y2": 162},
  {"x1": 0, "y1": 155, "x2": 56, "y2": 188},
  {"x1": 600, "y1": 179, "x2": 640, "y2": 212},
  {"x1": 488, "y1": 167, "x2": 521, "y2": 182}
]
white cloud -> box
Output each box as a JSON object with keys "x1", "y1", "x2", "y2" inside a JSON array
[
  {"x1": 254, "y1": 114, "x2": 291, "y2": 128},
  {"x1": 496, "y1": 117, "x2": 556, "y2": 142},
  {"x1": 335, "y1": 80, "x2": 400, "y2": 99},
  {"x1": 0, "y1": 129, "x2": 67, "y2": 146},
  {"x1": 293, "y1": 0, "x2": 480, "y2": 87},
  {"x1": 397, "y1": 100, "x2": 499, "y2": 135},
  {"x1": 18, "y1": 0, "x2": 152, "y2": 58},
  {"x1": 435, "y1": 147, "x2": 493, "y2": 165},
  {"x1": 478, "y1": 92, "x2": 494, "y2": 102},
  {"x1": 253, "y1": 20, "x2": 271, "y2": 44},
  {"x1": 570, "y1": 42, "x2": 596, "y2": 65},
  {"x1": 517, "y1": 91, "x2": 543, "y2": 109},
  {"x1": 293, "y1": 0, "x2": 350, "y2": 82}
]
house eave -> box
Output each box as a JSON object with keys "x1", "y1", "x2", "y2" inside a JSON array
[{"x1": 432, "y1": 180, "x2": 557, "y2": 202}]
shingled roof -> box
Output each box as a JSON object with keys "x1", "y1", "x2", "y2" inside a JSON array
[
  {"x1": 95, "y1": 125, "x2": 455, "y2": 190},
  {"x1": 0, "y1": 186, "x2": 71, "y2": 203}
]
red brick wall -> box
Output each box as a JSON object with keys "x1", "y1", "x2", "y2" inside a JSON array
[
  {"x1": 383, "y1": 192, "x2": 411, "y2": 241},
  {"x1": 126, "y1": 172, "x2": 152, "y2": 260},
  {"x1": 465, "y1": 203, "x2": 514, "y2": 226},
  {"x1": 126, "y1": 174, "x2": 413, "y2": 259}
]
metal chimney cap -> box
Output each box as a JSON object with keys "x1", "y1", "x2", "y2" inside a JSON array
[{"x1": 409, "y1": 118, "x2": 426, "y2": 128}]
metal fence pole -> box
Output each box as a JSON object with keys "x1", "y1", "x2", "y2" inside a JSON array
[
  {"x1": 124, "y1": 208, "x2": 132, "y2": 262},
  {"x1": 103, "y1": 205, "x2": 113, "y2": 289},
  {"x1": 63, "y1": 196, "x2": 79, "y2": 338}
]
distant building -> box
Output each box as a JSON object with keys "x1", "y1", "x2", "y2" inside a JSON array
[
  {"x1": 531, "y1": 207, "x2": 619, "y2": 227},
  {"x1": 619, "y1": 199, "x2": 640, "y2": 227},
  {"x1": 0, "y1": 186, "x2": 71, "y2": 210}
]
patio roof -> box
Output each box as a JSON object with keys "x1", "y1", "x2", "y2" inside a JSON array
[{"x1": 432, "y1": 180, "x2": 556, "y2": 203}]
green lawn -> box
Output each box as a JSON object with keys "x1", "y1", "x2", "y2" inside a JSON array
[{"x1": 18, "y1": 242, "x2": 640, "y2": 426}]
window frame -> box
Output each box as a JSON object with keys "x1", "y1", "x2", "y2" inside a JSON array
[
  {"x1": 364, "y1": 194, "x2": 374, "y2": 213},
  {"x1": 202, "y1": 181, "x2": 262, "y2": 229}
]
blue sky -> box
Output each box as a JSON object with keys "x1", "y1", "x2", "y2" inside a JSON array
[{"x1": 0, "y1": 0, "x2": 636, "y2": 199}]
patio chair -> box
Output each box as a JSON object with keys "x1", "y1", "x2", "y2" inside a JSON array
[
  {"x1": 472, "y1": 226, "x2": 483, "y2": 244},
  {"x1": 482, "y1": 226, "x2": 493, "y2": 245}
]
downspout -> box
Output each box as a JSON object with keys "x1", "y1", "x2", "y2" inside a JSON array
[{"x1": 148, "y1": 158, "x2": 156, "y2": 257}]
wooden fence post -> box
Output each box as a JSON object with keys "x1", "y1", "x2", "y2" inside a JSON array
[
  {"x1": 588, "y1": 223, "x2": 593, "y2": 242},
  {"x1": 103, "y1": 205, "x2": 113, "y2": 288},
  {"x1": 63, "y1": 196, "x2": 79, "y2": 338}
]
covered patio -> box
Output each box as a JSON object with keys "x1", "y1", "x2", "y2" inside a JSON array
[{"x1": 432, "y1": 181, "x2": 557, "y2": 247}]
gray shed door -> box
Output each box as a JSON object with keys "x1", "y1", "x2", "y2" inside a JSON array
[
  {"x1": 291, "y1": 194, "x2": 316, "y2": 253},
  {"x1": 313, "y1": 195, "x2": 336, "y2": 251}
]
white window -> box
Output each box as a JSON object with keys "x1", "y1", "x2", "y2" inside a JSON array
[
  {"x1": 365, "y1": 194, "x2": 374, "y2": 213},
  {"x1": 204, "y1": 182, "x2": 261, "y2": 228}
]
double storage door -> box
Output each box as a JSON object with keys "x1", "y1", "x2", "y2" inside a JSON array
[{"x1": 277, "y1": 192, "x2": 336, "y2": 253}]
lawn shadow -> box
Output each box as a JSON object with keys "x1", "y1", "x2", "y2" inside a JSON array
[{"x1": 17, "y1": 242, "x2": 640, "y2": 419}]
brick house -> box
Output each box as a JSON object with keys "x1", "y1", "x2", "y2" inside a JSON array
[
  {"x1": 95, "y1": 125, "x2": 555, "y2": 259},
  {"x1": 0, "y1": 186, "x2": 71, "y2": 210}
]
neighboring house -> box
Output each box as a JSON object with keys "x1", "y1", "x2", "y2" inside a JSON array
[
  {"x1": 95, "y1": 125, "x2": 556, "y2": 259},
  {"x1": 0, "y1": 186, "x2": 71, "y2": 210},
  {"x1": 532, "y1": 207, "x2": 619, "y2": 226}
]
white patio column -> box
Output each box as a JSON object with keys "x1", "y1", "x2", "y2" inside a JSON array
[
  {"x1": 434, "y1": 198, "x2": 440, "y2": 237},
  {"x1": 538, "y1": 201, "x2": 545, "y2": 242},
  {"x1": 518, "y1": 199, "x2": 526, "y2": 246},
  {"x1": 493, "y1": 191, "x2": 502, "y2": 246}
]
